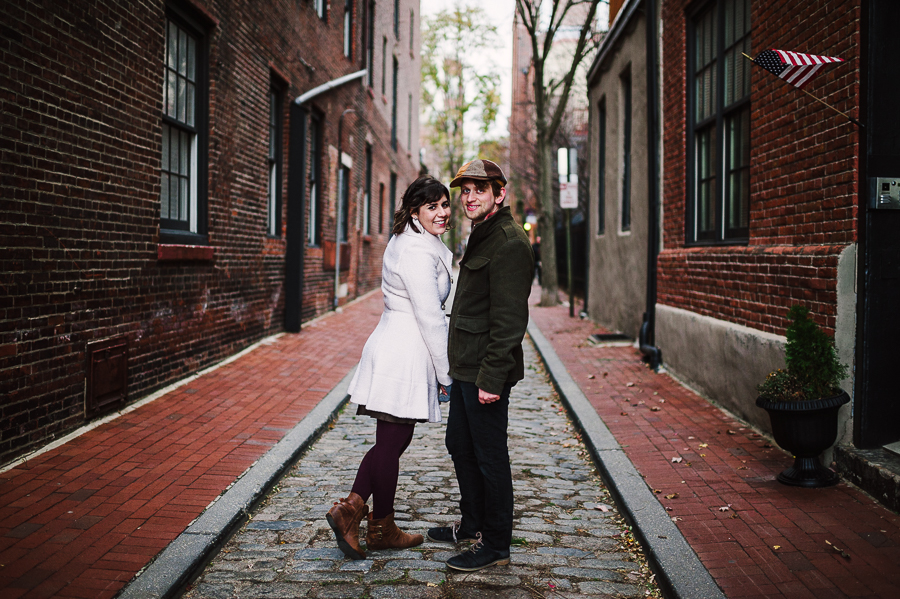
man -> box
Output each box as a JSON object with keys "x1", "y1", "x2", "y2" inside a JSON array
[{"x1": 427, "y1": 159, "x2": 534, "y2": 571}]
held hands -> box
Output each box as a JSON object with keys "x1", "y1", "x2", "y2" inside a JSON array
[{"x1": 478, "y1": 388, "x2": 501, "y2": 404}]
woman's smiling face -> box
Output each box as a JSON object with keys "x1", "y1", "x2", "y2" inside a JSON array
[{"x1": 414, "y1": 195, "x2": 451, "y2": 236}]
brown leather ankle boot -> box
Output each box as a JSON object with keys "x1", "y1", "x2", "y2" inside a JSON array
[
  {"x1": 365, "y1": 511, "x2": 424, "y2": 551},
  {"x1": 326, "y1": 492, "x2": 369, "y2": 560}
]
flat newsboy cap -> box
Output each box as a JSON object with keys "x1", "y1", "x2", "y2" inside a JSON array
[{"x1": 449, "y1": 159, "x2": 507, "y2": 189}]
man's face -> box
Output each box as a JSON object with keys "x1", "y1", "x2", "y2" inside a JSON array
[{"x1": 459, "y1": 180, "x2": 505, "y2": 224}]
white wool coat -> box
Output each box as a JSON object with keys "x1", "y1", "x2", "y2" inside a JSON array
[{"x1": 348, "y1": 223, "x2": 454, "y2": 422}]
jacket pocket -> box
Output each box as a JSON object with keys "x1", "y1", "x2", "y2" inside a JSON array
[
  {"x1": 459, "y1": 256, "x2": 490, "y2": 295},
  {"x1": 452, "y1": 316, "x2": 490, "y2": 368}
]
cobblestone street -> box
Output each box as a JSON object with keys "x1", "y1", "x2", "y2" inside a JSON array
[{"x1": 182, "y1": 339, "x2": 656, "y2": 599}]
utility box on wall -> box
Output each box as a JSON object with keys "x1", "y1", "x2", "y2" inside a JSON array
[{"x1": 85, "y1": 336, "x2": 128, "y2": 417}]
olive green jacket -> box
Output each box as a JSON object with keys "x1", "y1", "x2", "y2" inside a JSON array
[{"x1": 448, "y1": 206, "x2": 534, "y2": 394}]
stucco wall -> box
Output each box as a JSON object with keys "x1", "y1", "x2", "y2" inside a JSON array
[{"x1": 586, "y1": 12, "x2": 648, "y2": 338}]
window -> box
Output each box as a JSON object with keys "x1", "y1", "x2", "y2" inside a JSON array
[
  {"x1": 364, "y1": 144, "x2": 372, "y2": 234},
  {"x1": 620, "y1": 68, "x2": 631, "y2": 232},
  {"x1": 365, "y1": 1, "x2": 375, "y2": 85},
  {"x1": 389, "y1": 173, "x2": 397, "y2": 233},
  {"x1": 409, "y1": 9, "x2": 414, "y2": 52},
  {"x1": 314, "y1": 0, "x2": 326, "y2": 20},
  {"x1": 338, "y1": 166, "x2": 350, "y2": 242},
  {"x1": 394, "y1": 0, "x2": 399, "y2": 38},
  {"x1": 161, "y1": 13, "x2": 207, "y2": 239},
  {"x1": 379, "y1": 181, "x2": 385, "y2": 233},
  {"x1": 391, "y1": 57, "x2": 398, "y2": 151},
  {"x1": 307, "y1": 112, "x2": 323, "y2": 245},
  {"x1": 688, "y1": 0, "x2": 751, "y2": 243},
  {"x1": 343, "y1": 0, "x2": 353, "y2": 58},
  {"x1": 267, "y1": 85, "x2": 283, "y2": 237},
  {"x1": 597, "y1": 99, "x2": 606, "y2": 235},
  {"x1": 381, "y1": 37, "x2": 388, "y2": 95},
  {"x1": 407, "y1": 93, "x2": 412, "y2": 151}
]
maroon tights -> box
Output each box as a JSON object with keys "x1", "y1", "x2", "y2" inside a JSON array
[{"x1": 351, "y1": 419, "x2": 415, "y2": 519}]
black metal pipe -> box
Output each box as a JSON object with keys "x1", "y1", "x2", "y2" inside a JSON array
[{"x1": 640, "y1": 0, "x2": 662, "y2": 370}]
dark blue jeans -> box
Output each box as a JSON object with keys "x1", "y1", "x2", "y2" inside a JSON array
[{"x1": 445, "y1": 380, "x2": 513, "y2": 553}]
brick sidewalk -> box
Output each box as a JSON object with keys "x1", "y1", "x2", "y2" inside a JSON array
[
  {"x1": 0, "y1": 293, "x2": 383, "y2": 599},
  {"x1": 529, "y1": 294, "x2": 900, "y2": 599}
]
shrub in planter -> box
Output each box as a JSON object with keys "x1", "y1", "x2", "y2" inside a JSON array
[{"x1": 756, "y1": 306, "x2": 849, "y2": 487}]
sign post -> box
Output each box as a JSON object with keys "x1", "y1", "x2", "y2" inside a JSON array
[{"x1": 558, "y1": 148, "x2": 578, "y2": 317}]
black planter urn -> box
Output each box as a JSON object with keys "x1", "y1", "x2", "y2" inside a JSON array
[{"x1": 756, "y1": 391, "x2": 850, "y2": 488}]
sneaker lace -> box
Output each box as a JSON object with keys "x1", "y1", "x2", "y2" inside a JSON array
[{"x1": 450, "y1": 520, "x2": 461, "y2": 543}]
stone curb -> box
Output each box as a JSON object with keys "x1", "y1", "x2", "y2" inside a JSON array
[
  {"x1": 527, "y1": 319, "x2": 726, "y2": 599},
  {"x1": 117, "y1": 367, "x2": 357, "y2": 599}
]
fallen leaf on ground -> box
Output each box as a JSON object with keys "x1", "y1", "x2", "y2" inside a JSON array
[
  {"x1": 653, "y1": 489, "x2": 662, "y2": 494},
  {"x1": 688, "y1": 436, "x2": 695, "y2": 440},
  {"x1": 727, "y1": 430, "x2": 737, "y2": 435},
  {"x1": 665, "y1": 493, "x2": 679, "y2": 499},
  {"x1": 587, "y1": 374, "x2": 595, "y2": 379},
  {"x1": 825, "y1": 540, "x2": 851, "y2": 559},
  {"x1": 650, "y1": 406, "x2": 661, "y2": 412},
  {"x1": 699, "y1": 443, "x2": 709, "y2": 448},
  {"x1": 700, "y1": 454, "x2": 707, "y2": 457},
  {"x1": 621, "y1": 412, "x2": 630, "y2": 416},
  {"x1": 773, "y1": 545, "x2": 781, "y2": 550},
  {"x1": 672, "y1": 516, "x2": 683, "y2": 522},
  {"x1": 671, "y1": 457, "x2": 683, "y2": 463},
  {"x1": 718, "y1": 505, "x2": 732, "y2": 512},
  {"x1": 603, "y1": 372, "x2": 609, "y2": 377},
  {"x1": 593, "y1": 504, "x2": 610, "y2": 512},
  {"x1": 626, "y1": 382, "x2": 635, "y2": 387},
  {"x1": 658, "y1": 398, "x2": 665, "y2": 403}
]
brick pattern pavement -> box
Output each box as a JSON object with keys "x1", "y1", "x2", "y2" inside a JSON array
[
  {"x1": 529, "y1": 294, "x2": 900, "y2": 599},
  {"x1": 0, "y1": 294, "x2": 383, "y2": 599}
]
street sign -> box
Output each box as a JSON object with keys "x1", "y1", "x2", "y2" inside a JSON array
[{"x1": 559, "y1": 182, "x2": 578, "y2": 208}]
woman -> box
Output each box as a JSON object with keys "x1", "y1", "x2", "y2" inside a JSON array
[{"x1": 326, "y1": 175, "x2": 453, "y2": 560}]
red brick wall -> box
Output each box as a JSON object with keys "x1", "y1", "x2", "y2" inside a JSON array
[
  {"x1": 0, "y1": 0, "x2": 419, "y2": 464},
  {"x1": 659, "y1": 0, "x2": 860, "y2": 335}
]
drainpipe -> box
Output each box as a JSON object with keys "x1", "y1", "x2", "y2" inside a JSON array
[
  {"x1": 639, "y1": 0, "x2": 662, "y2": 370},
  {"x1": 294, "y1": 69, "x2": 367, "y2": 106}
]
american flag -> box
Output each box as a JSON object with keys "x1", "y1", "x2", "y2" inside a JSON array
[{"x1": 752, "y1": 49, "x2": 844, "y2": 89}]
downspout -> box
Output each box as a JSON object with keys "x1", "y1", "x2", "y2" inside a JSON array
[
  {"x1": 283, "y1": 69, "x2": 366, "y2": 331},
  {"x1": 294, "y1": 69, "x2": 367, "y2": 105},
  {"x1": 639, "y1": 0, "x2": 662, "y2": 370}
]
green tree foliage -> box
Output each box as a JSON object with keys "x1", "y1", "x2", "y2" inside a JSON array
[
  {"x1": 757, "y1": 306, "x2": 848, "y2": 402},
  {"x1": 421, "y1": 4, "x2": 502, "y2": 252}
]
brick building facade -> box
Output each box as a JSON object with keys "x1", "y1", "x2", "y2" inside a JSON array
[
  {"x1": 587, "y1": 0, "x2": 879, "y2": 449},
  {"x1": 1, "y1": 0, "x2": 422, "y2": 466}
]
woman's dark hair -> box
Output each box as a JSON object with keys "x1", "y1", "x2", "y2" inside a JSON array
[{"x1": 391, "y1": 175, "x2": 451, "y2": 236}]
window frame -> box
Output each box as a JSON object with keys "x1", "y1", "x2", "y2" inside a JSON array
[
  {"x1": 267, "y1": 84, "x2": 284, "y2": 238},
  {"x1": 364, "y1": 144, "x2": 372, "y2": 235},
  {"x1": 686, "y1": 0, "x2": 751, "y2": 245},
  {"x1": 620, "y1": 67, "x2": 632, "y2": 233},
  {"x1": 365, "y1": 1, "x2": 375, "y2": 85},
  {"x1": 307, "y1": 111, "x2": 324, "y2": 246},
  {"x1": 314, "y1": 0, "x2": 327, "y2": 21},
  {"x1": 343, "y1": 0, "x2": 353, "y2": 58},
  {"x1": 391, "y1": 56, "x2": 398, "y2": 151},
  {"x1": 160, "y1": 7, "x2": 209, "y2": 245},
  {"x1": 597, "y1": 97, "x2": 606, "y2": 236}
]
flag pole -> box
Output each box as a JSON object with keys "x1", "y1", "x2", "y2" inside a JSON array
[{"x1": 742, "y1": 53, "x2": 864, "y2": 128}]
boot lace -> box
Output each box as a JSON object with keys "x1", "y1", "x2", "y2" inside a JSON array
[{"x1": 464, "y1": 532, "x2": 484, "y2": 554}]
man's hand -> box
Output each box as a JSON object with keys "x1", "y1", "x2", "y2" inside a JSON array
[{"x1": 478, "y1": 388, "x2": 501, "y2": 404}]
